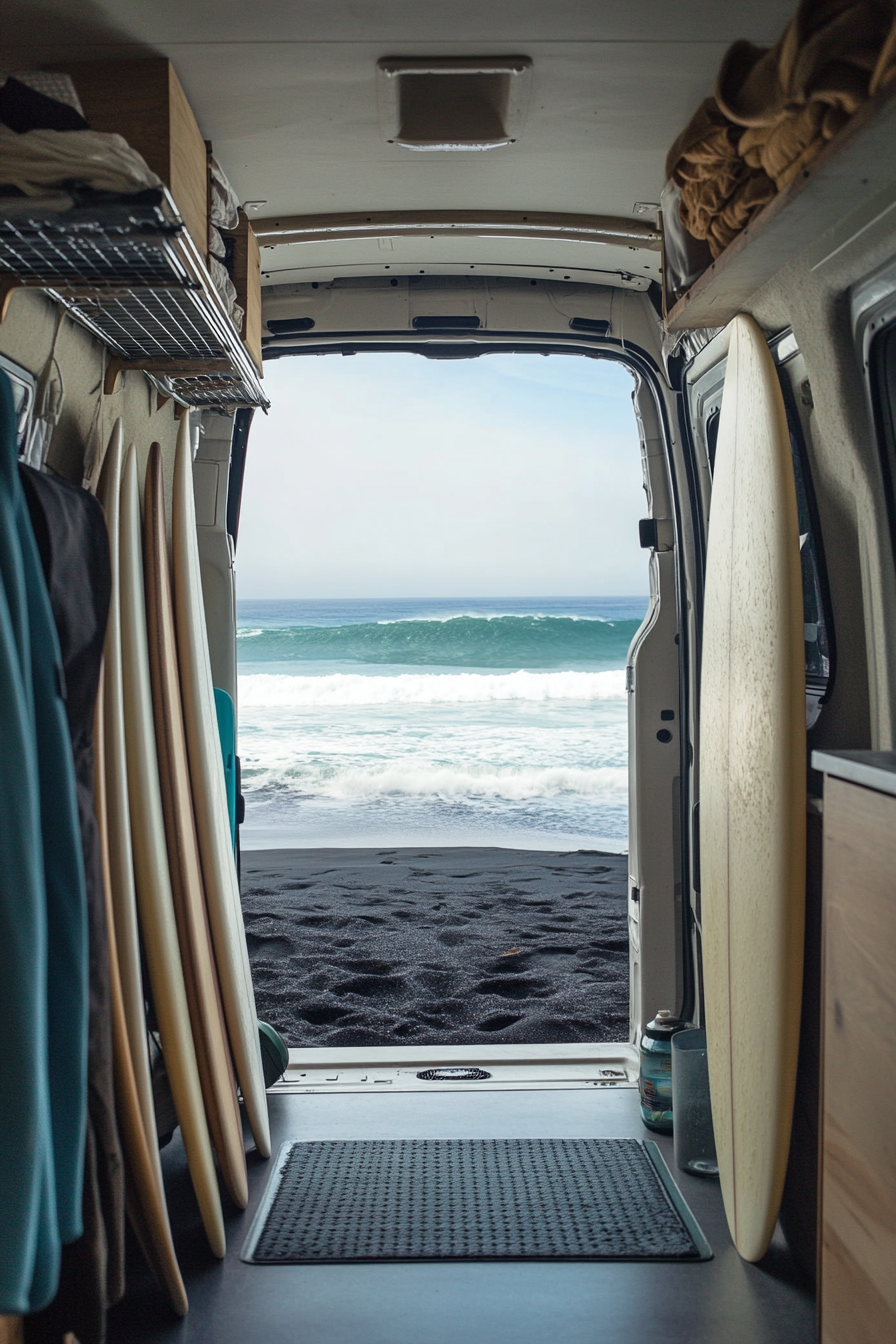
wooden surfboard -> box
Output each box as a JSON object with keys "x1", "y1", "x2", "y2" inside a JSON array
[
  {"x1": 96, "y1": 422, "x2": 157, "y2": 1149},
  {"x1": 94, "y1": 669, "x2": 188, "y2": 1317},
  {"x1": 119, "y1": 443, "x2": 226, "y2": 1259},
  {"x1": 144, "y1": 441, "x2": 248, "y2": 1210},
  {"x1": 171, "y1": 418, "x2": 271, "y2": 1160},
  {"x1": 699, "y1": 313, "x2": 806, "y2": 1262}
]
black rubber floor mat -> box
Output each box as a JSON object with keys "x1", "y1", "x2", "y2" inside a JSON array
[{"x1": 241, "y1": 1137, "x2": 711, "y2": 1263}]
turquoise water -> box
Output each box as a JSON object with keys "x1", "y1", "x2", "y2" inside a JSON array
[{"x1": 236, "y1": 596, "x2": 647, "y2": 851}]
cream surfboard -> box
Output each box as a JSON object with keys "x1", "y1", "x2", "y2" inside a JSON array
[
  {"x1": 94, "y1": 673, "x2": 188, "y2": 1317},
  {"x1": 171, "y1": 418, "x2": 271, "y2": 1159},
  {"x1": 144, "y1": 441, "x2": 248, "y2": 1210},
  {"x1": 119, "y1": 443, "x2": 226, "y2": 1259},
  {"x1": 96, "y1": 423, "x2": 158, "y2": 1149},
  {"x1": 699, "y1": 313, "x2": 806, "y2": 1262}
]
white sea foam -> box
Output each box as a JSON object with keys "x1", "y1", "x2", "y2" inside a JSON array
[
  {"x1": 246, "y1": 761, "x2": 627, "y2": 801},
  {"x1": 238, "y1": 668, "x2": 626, "y2": 708},
  {"x1": 372, "y1": 612, "x2": 609, "y2": 624}
]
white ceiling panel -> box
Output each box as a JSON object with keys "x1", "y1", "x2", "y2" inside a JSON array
[{"x1": 3, "y1": 1, "x2": 798, "y2": 270}]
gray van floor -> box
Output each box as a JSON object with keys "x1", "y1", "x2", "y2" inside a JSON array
[{"x1": 108, "y1": 1086, "x2": 815, "y2": 1344}]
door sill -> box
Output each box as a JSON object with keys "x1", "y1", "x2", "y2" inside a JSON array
[{"x1": 273, "y1": 1042, "x2": 639, "y2": 1093}]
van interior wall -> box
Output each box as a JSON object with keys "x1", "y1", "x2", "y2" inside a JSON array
[
  {"x1": 747, "y1": 213, "x2": 896, "y2": 759},
  {"x1": 0, "y1": 291, "x2": 181, "y2": 508},
  {"x1": 740, "y1": 211, "x2": 896, "y2": 1281}
]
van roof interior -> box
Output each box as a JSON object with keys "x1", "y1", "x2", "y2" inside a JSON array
[{"x1": 5, "y1": 1, "x2": 796, "y2": 285}]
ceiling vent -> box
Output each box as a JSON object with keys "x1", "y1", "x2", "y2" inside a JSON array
[{"x1": 376, "y1": 57, "x2": 532, "y2": 151}]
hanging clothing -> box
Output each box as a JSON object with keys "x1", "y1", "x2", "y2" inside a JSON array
[
  {"x1": 0, "y1": 371, "x2": 89, "y2": 1314},
  {"x1": 20, "y1": 463, "x2": 122, "y2": 1344}
]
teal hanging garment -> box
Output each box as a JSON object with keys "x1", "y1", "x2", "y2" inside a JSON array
[
  {"x1": 214, "y1": 686, "x2": 237, "y2": 848},
  {"x1": 0, "y1": 371, "x2": 88, "y2": 1313},
  {"x1": 0, "y1": 370, "x2": 57, "y2": 1313}
]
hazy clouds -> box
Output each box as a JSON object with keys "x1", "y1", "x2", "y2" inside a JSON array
[{"x1": 235, "y1": 351, "x2": 649, "y2": 598}]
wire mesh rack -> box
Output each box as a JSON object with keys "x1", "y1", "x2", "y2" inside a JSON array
[{"x1": 0, "y1": 189, "x2": 268, "y2": 411}]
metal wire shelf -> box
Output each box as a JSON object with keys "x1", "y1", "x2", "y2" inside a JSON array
[{"x1": 0, "y1": 189, "x2": 268, "y2": 411}]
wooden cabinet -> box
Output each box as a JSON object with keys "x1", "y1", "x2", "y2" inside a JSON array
[
  {"x1": 814, "y1": 751, "x2": 896, "y2": 1344},
  {"x1": 51, "y1": 57, "x2": 209, "y2": 261}
]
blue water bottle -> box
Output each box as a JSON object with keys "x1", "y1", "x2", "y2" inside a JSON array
[{"x1": 639, "y1": 1009, "x2": 688, "y2": 1133}]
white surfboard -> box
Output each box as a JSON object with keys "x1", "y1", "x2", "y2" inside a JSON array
[
  {"x1": 171, "y1": 418, "x2": 271, "y2": 1159},
  {"x1": 96, "y1": 423, "x2": 158, "y2": 1150},
  {"x1": 94, "y1": 672, "x2": 188, "y2": 1317},
  {"x1": 119, "y1": 443, "x2": 226, "y2": 1259},
  {"x1": 699, "y1": 313, "x2": 806, "y2": 1262},
  {"x1": 144, "y1": 441, "x2": 248, "y2": 1211}
]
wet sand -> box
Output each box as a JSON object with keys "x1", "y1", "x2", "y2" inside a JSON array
[{"x1": 240, "y1": 847, "x2": 629, "y2": 1047}]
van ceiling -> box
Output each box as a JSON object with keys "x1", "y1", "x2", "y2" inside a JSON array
[{"x1": 3, "y1": 1, "x2": 796, "y2": 284}]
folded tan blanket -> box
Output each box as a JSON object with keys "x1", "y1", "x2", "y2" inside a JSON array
[
  {"x1": 665, "y1": 99, "x2": 776, "y2": 258},
  {"x1": 667, "y1": 0, "x2": 896, "y2": 258}
]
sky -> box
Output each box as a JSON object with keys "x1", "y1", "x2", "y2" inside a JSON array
[{"x1": 235, "y1": 350, "x2": 649, "y2": 599}]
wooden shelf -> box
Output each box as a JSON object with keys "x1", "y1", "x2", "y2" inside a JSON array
[
  {"x1": 0, "y1": 189, "x2": 267, "y2": 410},
  {"x1": 665, "y1": 79, "x2": 896, "y2": 332}
]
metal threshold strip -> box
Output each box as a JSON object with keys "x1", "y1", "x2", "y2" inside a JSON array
[{"x1": 272, "y1": 1042, "x2": 639, "y2": 1093}]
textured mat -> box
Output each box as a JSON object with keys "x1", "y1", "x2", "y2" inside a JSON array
[{"x1": 242, "y1": 1138, "x2": 711, "y2": 1263}]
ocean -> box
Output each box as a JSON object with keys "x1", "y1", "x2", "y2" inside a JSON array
[{"x1": 236, "y1": 596, "x2": 647, "y2": 852}]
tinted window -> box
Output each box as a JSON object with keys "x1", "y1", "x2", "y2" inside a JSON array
[
  {"x1": 777, "y1": 374, "x2": 834, "y2": 726},
  {"x1": 871, "y1": 322, "x2": 896, "y2": 560}
]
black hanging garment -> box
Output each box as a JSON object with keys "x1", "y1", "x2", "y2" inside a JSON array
[{"x1": 20, "y1": 464, "x2": 124, "y2": 1344}]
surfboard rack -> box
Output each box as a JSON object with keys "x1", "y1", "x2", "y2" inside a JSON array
[{"x1": 0, "y1": 188, "x2": 269, "y2": 411}]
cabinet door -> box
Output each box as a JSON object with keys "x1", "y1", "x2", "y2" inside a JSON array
[{"x1": 821, "y1": 777, "x2": 896, "y2": 1342}]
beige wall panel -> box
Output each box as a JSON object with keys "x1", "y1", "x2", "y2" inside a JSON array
[
  {"x1": 0, "y1": 291, "x2": 180, "y2": 499},
  {"x1": 747, "y1": 215, "x2": 896, "y2": 753}
]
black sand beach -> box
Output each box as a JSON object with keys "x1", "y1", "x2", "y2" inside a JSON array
[{"x1": 240, "y1": 848, "x2": 629, "y2": 1047}]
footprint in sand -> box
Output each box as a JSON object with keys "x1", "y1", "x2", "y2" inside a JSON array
[
  {"x1": 333, "y1": 974, "x2": 405, "y2": 999},
  {"x1": 473, "y1": 975, "x2": 553, "y2": 1000},
  {"x1": 244, "y1": 932, "x2": 293, "y2": 957},
  {"x1": 343, "y1": 958, "x2": 395, "y2": 975},
  {"x1": 476, "y1": 1013, "x2": 524, "y2": 1032},
  {"x1": 414, "y1": 969, "x2": 456, "y2": 994},
  {"x1": 300, "y1": 1004, "x2": 353, "y2": 1026}
]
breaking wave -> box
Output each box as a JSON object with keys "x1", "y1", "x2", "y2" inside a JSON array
[
  {"x1": 236, "y1": 613, "x2": 641, "y2": 669},
  {"x1": 238, "y1": 668, "x2": 626, "y2": 707},
  {"x1": 243, "y1": 760, "x2": 628, "y2": 801}
]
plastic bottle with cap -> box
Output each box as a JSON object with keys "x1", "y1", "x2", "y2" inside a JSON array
[{"x1": 639, "y1": 1008, "x2": 689, "y2": 1133}]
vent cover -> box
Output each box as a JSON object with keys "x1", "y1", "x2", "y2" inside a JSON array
[{"x1": 376, "y1": 58, "x2": 533, "y2": 151}]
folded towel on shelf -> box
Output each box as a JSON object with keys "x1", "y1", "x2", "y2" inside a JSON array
[
  {"x1": 208, "y1": 154, "x2": 240, "y2": 231},
  {"x1": 209, "y1": 254, "x2": 244, "y2": 333},
  {"x1": 208, "y1": 222, "x2": 227, "y2": 262},
  {"x1": 666, "y1": 0, "x2": 896, "y2": 262},
  {"x1": 0, "y1": 124, "x2": 161, "y2": 196}
]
